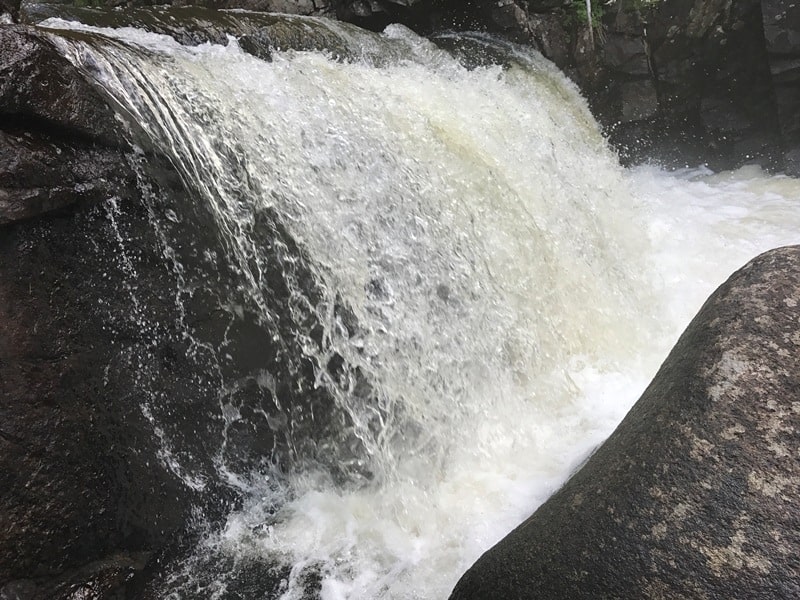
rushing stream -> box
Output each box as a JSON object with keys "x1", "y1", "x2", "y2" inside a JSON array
[{"x1": 39, "y1": 15, "x2": 800, "y2": 599}]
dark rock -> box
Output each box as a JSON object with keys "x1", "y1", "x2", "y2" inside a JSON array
[
  {"x1": 491, "y1": 0, "x2": 528, "y2": 31},
  {"x1": 214, "y1": 0, "x2": 315, "y2": 12},
  {"x1": 585, "y1": 0, "x2": 784, "y2": 170},
  {"x1": 526, "y1": 13, "x2": 569, "y2": 67},
  {"x1": 770, "y1": 56, "x2": 800, "y2": 81},
  {"x1": 606, "y1": 113, "x2": 706, "y2": 168},
  {"x1": 0, "y1": 0, "x2": 19, "y2": 22},
  {"x1": 619, "y1": 79, "x2": 657, "y2": 121},
  {"x1": 0, "y1": 26, "x2": 134, "y2": 224},
  {"x1": 763, "y1": 0, "x2": 800, "y2": 55},
  {"x1": 764, "y1": 0, "x2": 800, "y2": 172},
  {"x1": 608, "y1": 1, "x2": 646, "y2": 36},
  {"x1": 20, "y1": 6, "x2": 371, "y2": 62},
  {"x1": 451, "y1": 246, "x2": 800, "y2": 599},
  {"x1": 782, "y1": 145, "x2": 800, "y2": 177},
  {"x1": 0, "y1": 553, "x2": 150, "y2": 600},
  {"x1": 528, "y1": 0, "x2": 567, "y2": 13},
  {"x1": 0, "y1": 187, "x2": 192, "y2": 592},
  {"x1": 1, "y1": 20, "x2": 354, "y2": 599},
  {"x1": 602, "y1": 34, "x2": 649, "y2": 76},
  {"x1": 0, "y1": 26, "x2": 120, "y2": 143},
  {"x1": 237, "y1": 29, "x2": 274, "y2": 61}
]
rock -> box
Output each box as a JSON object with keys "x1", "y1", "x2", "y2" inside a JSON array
[
  {"x1": 0, "y1": 28, "x2": 192, "y2": 597},
  {"x1": 526, "y1": 13, "x2": 569, "y2": 67},
  {"x1": 0, "y1": 183, "x2": 192, "y2": 594},
  {"x1": 586, "y1": 0, "x2": 784, "y2": 170},
  {"x1": 491, "y1": 0, "x2": 528, "y2": 31},
  {"x1": 602, "y1": 34, "x2": 649, "y2": 76},
  {"x1": 1, "y1": 20, "x2": 353, "y2": 599},
  {"x1": 763, "y1": 0, "x2": 800, "y2": 55},
  {"x1": 0, "y1": 0, "x2": 18, "y2": 22},
  {"x1": 237, "y1": 29, "x2": 275, "y2": 60},
  {"x1": 0, "y1": 25, "x2": 133, "y2": 225},
  {"x1": 782, "y1": 145, "x2": 800, "y2": 177},
  {"x1": 0, "y1": 26, "x2": 120, "y2": 143},
  {"x1": 215, "y1": 0, "x2": 316, "y2": 12},
  {"x1": 619, "y1": 79, "x2": 657, "y2": 122},
  {"x1": 764, "y1": 0, "x2": 800, "y2": 173},
  {"x1": 450, "y1": 246, "x2": 800, "y2": 599},
  {"x1": 0, "y1": 140, "x2": 343, "y2": 596},
  {"x1": 0, "y1": 553, "x2": 150, "y2": 600}
]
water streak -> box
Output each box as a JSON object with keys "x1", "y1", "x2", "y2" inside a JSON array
[{"x1": 42, "y1": 17, "x2": 800, "y2": 599}]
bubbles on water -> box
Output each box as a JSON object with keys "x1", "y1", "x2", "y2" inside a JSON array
[{"x1": 47, "y1": 16, "x2": 800, "y2": 600}]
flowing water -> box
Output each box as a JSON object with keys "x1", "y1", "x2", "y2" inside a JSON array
[{"x1": 41, "y1": 16, "x2": 800, "y2": 599}]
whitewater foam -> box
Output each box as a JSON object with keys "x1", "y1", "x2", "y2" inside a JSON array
[{"x1": 42, "y1": 18, "x2": 800, "y2": 599}]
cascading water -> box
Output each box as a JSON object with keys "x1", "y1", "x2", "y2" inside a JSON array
[{"x1": 40, "y1": 14, "x2": 800, "y2": 599}]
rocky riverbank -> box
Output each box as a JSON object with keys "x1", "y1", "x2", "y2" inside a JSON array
[
  {"x1": 1, "y1": 21, "x2": 344, "y2": 598},
  {"x1": 2, "y1": 2, "x2": 799, "y2": 598},
  {"x1": 451, "y1": 245, "x2": 800, "y2": 599},
  {"x1": 6, "y1": 0, "x2": 799, "y2": 172}
]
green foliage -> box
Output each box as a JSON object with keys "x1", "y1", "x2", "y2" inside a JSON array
[
  {"x1": 574, "y1": 0, "x2": 603, "y2": 28},
  {"x1": 563, "y1": 0, "x2": 603, "y2": 30}
]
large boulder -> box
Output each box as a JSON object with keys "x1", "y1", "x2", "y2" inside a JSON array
[
  {"x1": 0, "y1": 25, "x2": 135, "y2": 224},
  {"x1": 0, "y1": 22, "x2": 346, "y2": 599},
  {"x1": 0, "y1": 26, "x2": 200, "y2": 594},
  {"x1": 451, "y1": 245, "x2": 800, "y2": 599}
]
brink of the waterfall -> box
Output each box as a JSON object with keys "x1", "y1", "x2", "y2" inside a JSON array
[{"x1": 3, "y1": 7, "x2": 800, "y2": 600}]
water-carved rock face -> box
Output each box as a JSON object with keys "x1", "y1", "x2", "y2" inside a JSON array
[
  {"x1": 0, "y1": 25, "x2": 136, "y2": 225},
  {"x1": 0, "y1": 23, "x2": 341, "y2": 598},
  {"x1": 451, "y1": 245, "x2": 800, "y2": 600}
]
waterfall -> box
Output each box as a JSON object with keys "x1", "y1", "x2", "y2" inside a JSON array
[{"x1": 42, "y1": 15, "x2": 800, "y2": 599}]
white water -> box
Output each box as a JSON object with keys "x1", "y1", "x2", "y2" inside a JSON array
[{"x1": 46, "y1": 18, "x2": 800, "y2": 599}]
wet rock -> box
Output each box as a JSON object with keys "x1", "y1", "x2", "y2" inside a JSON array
[
  {"x1": 237, "y1": 28, "x2": 274, "y2": 60},
  {"x1": 1, "y1": 149, "x2": 351, "y2": 594},
  {"x1": 451, "y1": 246, "x2": 800, "y2": 599},
  {"x1": 1, "y1": 19, "x2": 351, "y2": 599},
  {"x1": 0, "y1": 553, "x2": 150, "y2": 600},
  {"x1": 227, "y1": 0, "x2": 315, "y2": 11},
  {"x1": 0, "y1": 0, "x2": 19, "y2": 22},
  {"x1": 491, "y1": 0, "x2": 528, "y2": 31},
  {"x1": 619, "y1": 79, "x2": 657, "y2": 122},
  {"x1": 0, "y1": 26, "x2": 119, "y2": 143},
  {"x1": 526, "y1": 13, "x2": 569, "y2": 67},
  {"x1": 602, "y1": 34, "x2": 649, "y2": 76},
  {"x1": 763, "y1": 0, "x2": 800, "y2": 54},
  {"x1": 764, "y1": 0, "x2": 800, "y2": 173},
  {"x1": 0, "y1": 25, "x2": 134, "y2": 224},
  {"x1": 588, "y1": 0, "x2": 782, "y2": 170},
  {"x1": 0, "y1": 188, "x2": 191, "y2": 594}
]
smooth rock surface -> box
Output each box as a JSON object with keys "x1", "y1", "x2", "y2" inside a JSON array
[
  {"x1": 1, "y1": 20, "x2": 349, "y2": 599},
  {"x1": 0, "y1": 25, "x2": 135, "y2": 225},
  {"x1": 451, "y1": 246, "x2": 800, "y2": 599}
]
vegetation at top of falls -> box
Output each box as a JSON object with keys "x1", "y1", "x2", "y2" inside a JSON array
[
  {"x1": 563, "y1": 0, "x2": 659, "y2": 31},
  {"x1": 565, "y1": 0, "x2": 603, "y2": 29}
]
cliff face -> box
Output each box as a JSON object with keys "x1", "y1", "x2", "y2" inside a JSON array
[
  {"x1": 350, "y1": 0, "x2": 793, "y2": 172},
  {"x1": 1, "y1": 1, "x2": 799, "y2": 598},
  {"x1": 11, "y1": 0, "x2": 796, "y2": 172},
  {"x1": 1, "y1": 22, "x2": 340, "y2": 599}
]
